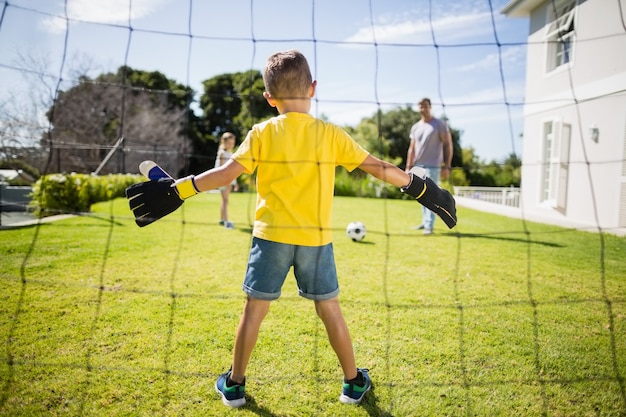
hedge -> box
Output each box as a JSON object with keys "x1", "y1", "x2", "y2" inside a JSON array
[
  {"x1": 28, "y1": 170, "x2": 454, "y2": 218},
  {"x1": 29, "y1": 173, "x2": 142, "y2": 218}
]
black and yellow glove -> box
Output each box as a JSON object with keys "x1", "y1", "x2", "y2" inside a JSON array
[
  {"x1": 125, "y1": 175, "x2": 199, "y2": 227},
  {"x1": 401, "y1": 172, "x2": 457, "y2": 229}
]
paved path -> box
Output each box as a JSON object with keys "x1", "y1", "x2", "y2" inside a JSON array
[
  {"x1": 456, "y1": 197, "x2": 626, "y2": 237},
  {"x1": 0, "y1": 212, "x2": 75, "y2": 229}
]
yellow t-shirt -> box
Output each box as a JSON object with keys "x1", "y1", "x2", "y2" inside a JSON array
[{"x1": 233, "y1": 112, "x2": 369, "y2": 246}]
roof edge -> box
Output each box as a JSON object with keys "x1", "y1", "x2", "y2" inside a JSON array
[{"x1": 501, "y1": 0, "x2": 543, "y2": 17}]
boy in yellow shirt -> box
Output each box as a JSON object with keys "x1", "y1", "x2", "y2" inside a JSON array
[{"x1": 127, "y1": 49, "x2": 456, "y2": 408}]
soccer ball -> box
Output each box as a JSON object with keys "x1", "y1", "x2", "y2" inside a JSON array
[{"x1": 346, "y1": 221, "x2": 366, "y2": 242}]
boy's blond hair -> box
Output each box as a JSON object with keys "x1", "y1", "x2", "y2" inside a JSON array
[{"x1": 263, "y1": 50, "x2": 312, "y2": 100}]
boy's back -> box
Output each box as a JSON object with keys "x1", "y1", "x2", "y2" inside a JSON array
[{"x1": 233, "y1": 112, "x2": 369, "y2": 246}]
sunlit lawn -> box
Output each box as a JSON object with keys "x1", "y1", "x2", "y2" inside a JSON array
[{"x1": 1, "y1": 192, "x2": 625, "y2": 416}]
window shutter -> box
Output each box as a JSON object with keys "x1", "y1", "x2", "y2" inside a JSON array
[
  {"x1": 548, "y1": 121, "x2": 562, "y2": 205},
  {"x1": 556, "y1": 123, "x2": 571, "y2": 212}
]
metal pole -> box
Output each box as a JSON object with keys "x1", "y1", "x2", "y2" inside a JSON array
[{"x1": 93, "y1": 136, "x2": 125, "y2": 175}]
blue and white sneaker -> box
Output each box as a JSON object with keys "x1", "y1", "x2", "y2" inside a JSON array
[
  {"x1": 215, "y1": 369, "x2": 246, "y2": 407},
  {"x1": 339, "y1": 368, "x2": 371, "y2": 404}
]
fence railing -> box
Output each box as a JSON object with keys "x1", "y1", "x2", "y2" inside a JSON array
[{"x1": 453, "y1": 186, "x2": 521, "y2": 208}]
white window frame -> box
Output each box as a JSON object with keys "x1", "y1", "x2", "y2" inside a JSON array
[
  {"x1": 540, "y1": 119, "x2": 571, "y2": 211},
  {"x1": 545, "y1": 0, "x2": 576, "y2": 73}
]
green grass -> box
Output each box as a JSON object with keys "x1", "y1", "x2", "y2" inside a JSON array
[{"x1": 1, "y1": 191, "x2": 625, "y2": 416}]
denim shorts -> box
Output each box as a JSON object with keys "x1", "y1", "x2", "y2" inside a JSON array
[{"x1": 242, "y1": 237, "x2": 340, "y2": 301}]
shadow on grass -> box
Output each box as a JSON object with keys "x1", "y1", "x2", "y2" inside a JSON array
[
  {"x1": 350, "y1": 240, "x2": 375, "y2": 245},
  {"x1": 243, "y1": 395, "x2": 281, "y2": 417},
  {"x1": 361, "y1": 385, "x2": 393, "y2": 416},
  {"x1": 243, "y1": 388, "x2": 393, "y2": 417},
  {"x1": 444, "y1": 231, "x2": 564, "y2": 248}
]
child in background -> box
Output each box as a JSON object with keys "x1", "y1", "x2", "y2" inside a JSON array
[{"x1": 215, "y1": 132, "x2": 239, "y2": 229}]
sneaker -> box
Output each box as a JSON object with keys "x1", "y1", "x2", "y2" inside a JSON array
[
  {"x1": 215, "y1": 369, "x2": 246, "y2": 407},
  {"x1": 218, "y1": 220, "x2": 225, "y2": 226},
  {"x1": 423, "y1": 228, "x2": 433, "y2": 235},
  {"x1": 411, "y1": 224, "x2": 425, "y2": 230},
  {"x1": 224, "y1": 221, "x2": 235, "y2": 229},
  {"x1": 340, "y1": 368, "x2": 371, "y2": 404}
]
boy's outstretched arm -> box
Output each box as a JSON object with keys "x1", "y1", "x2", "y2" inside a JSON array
[
  {"x1": 358, "y1": 154, "x2": 457, "y2": 229},
  {"x1": 126, "y1": 159, "x2": 245, "y2": 227},
  {"x1": 193, "y1": 159, "x2": 246, "y2": 192},
  {"x1": 359, "y1": 154, "x2": 412, "y2": 188}
]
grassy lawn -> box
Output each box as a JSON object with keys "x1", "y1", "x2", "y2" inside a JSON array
[{"x1": 1, "y1": 191, "x2": 625, "y2": 416}]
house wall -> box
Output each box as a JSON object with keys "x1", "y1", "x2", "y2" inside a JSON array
[
  {"x1": 521, "y1": 96, "x2": 626, "y2": 227},
  {"x1": 525, "y1": 0, "x2": 625, "y2": 98},
  {"x1": 519, "y1": 0, "x2": 626, "y2": 229}
]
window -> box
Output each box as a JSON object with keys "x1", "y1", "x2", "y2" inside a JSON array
[
  {"x1": 545, "y1": 0, "x2": 576, "y2": 72},
  {"x1": 540, "y1": 120, "x2": 571, "y2": 211}
]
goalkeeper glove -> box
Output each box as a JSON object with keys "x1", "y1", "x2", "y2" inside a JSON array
[
  {"x1": 401, "y1": 171, "x2": 457, "y2": 229},
  {"x1": 125, "y1": 175, "x2": 200, "y2": 227}
]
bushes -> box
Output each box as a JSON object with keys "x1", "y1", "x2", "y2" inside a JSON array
[
  {"x1": 28, "y1": 169, "x2": 454, "y2": 218},
  {"x1": 29, "y1": 173, "x2": 142, "y2": 218},
  {"x1": 334, "y1": 169, "x2": 407, "y2": 200}
]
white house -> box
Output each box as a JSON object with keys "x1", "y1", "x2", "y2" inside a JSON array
[{"x1": 501, "y1": 0, "x2": 626, "y2": 231}]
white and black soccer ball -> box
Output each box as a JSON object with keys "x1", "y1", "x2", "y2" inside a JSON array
[{"x1": 346, "y1": 221, "x2": 366, "y2": 242}]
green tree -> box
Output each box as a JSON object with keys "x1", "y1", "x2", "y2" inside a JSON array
[
  {"x1": 462, "y1": 147, "x2": 491, "y2": 185},
  {"x1": 460, "y1": 148, "x2": 521, "y2": 187},
  {"x1": 195, "y1": 71, "x2": 274, "y2": 172},
  {"x1": 347, "y1": 106, "x2": 462, "y2": 170},
  {"x1": 199, "y1": 70, "x2": 274, "y2": 139},
  {"x1": 199, "y1": 74, "x2": 242, "y2": 139},
  {"x1": 345, "y1": 118, "x2": 393, "y2": 161},
  {"x1": 232, "y1": 70, "x2": 276, "y2": 133},
  {"x1": 442, "y1": 116, "x2": 463, "y2": 169},
  {"x1": 495, "y1": 152, "x2": 521, "y2": 187}
]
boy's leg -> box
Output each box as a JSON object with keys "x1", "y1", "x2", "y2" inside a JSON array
[
  {"x1": 232, "y1": 237, "x2": 292, "y2": 382},
  {"x1": 314, "y1": 297, "x2": 357, "y2": 381},
  {"x1": 230, "y1": 296, "x2": 271, "y2": 383}
]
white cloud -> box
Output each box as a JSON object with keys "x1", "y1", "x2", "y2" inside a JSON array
[
  {"x1": 446, "y1": 80, "x2": 526, "y2": 105},
  {"x1": 42, "y1": 0, "x2": 170, "y2": 33},
  {"x1": 344, "y1": 11, "x2": 494, "y2": 44},
  {"x1": 453, "y1": 45, "x2": 526, "y2": 72}
]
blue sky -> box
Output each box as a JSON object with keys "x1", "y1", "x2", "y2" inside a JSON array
[{"x1": 0, "y1": 0, "x2": 529, "y2": 162}]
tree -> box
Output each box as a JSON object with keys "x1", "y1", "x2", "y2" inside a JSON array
[
  {"x1": 199, "y1": 74, "x2": 242, "y2": 139},
  {"x1": 460, "y1": 148, "x2": 521, "y2": 187},
  {"x1": 0, "y1": 52, "x2": 60, "y2": 175},
  {"x1": 346, "y1": 106, "x2": 463, "y2": 170},
  {"x1": 346, "y1": 118, "x2": 393, "y2": 162},
  {"x1": 232, "y1": 70, "x2": 276, "y2": 134},
  {"x1": 199, "y1": 70, "x2": 274, "y2": 139},
  {"x1": 44, "y1": 66, "x2": 195, "y2": 176},
  {"x1": 495, "y1": 153, "x2": 521, "y2": 187},
  {"x1": 461, "y1": 146, "x2": 491, "y2": 185},
  {"x1": 193, "y1": 71, "x2": 275, "y2": 173}
]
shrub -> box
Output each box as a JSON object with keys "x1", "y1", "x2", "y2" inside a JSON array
[
  {"x1": 334, "y1": 168, "x2": 408, "y2": 200},
  {"x1": 27, "y1": 168, "x2": 454, "y2": 219},
  {"x1": 29, "y1": 173, "x2": 142, "y2": 218}
]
